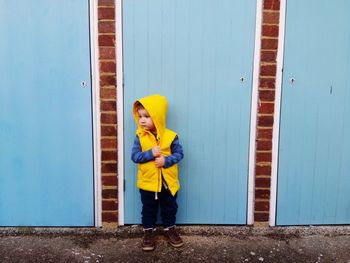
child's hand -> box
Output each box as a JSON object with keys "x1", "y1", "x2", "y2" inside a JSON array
[
  {"x1": 152, "y1": 146, "x2": 161, "y2": 157},
  {"x1": 155, "y1": 156, "x2": 165, "y2": 168}
]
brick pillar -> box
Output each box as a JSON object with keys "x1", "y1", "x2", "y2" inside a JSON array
[
  {"x1": 254, "y1": 0, "x2": 280, "y2": 226},
  {"x1": 98, "y1": 0, "x2": 118, "y2": 226}
]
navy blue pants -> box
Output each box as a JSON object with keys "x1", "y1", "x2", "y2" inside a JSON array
[{"x1": 140, "y1": 186, "x2": 178, "y2": 229}]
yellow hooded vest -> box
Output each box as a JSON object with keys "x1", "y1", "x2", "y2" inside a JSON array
[{"x1": 133, "y1": 94, "x2": 180, "y2": 196}]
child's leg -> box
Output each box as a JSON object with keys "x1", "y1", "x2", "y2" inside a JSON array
[
  {"x1": 159, "y1": 186, "x2": 183, "y2": 247},
  {"x1": 139, "y1": 189, "x2": 159, "y2": 229},
  {"x1": 139, "y1": 189, "x2": 159, "y2": 251},
  {"x1": 159, "y1": 186, "x2": 178, "y2": 229}
]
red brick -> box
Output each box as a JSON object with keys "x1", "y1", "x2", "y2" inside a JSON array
[
  {"x1": 260, "y1": 78, "x2": 276, "y2": 89},
  {"x1": 102, "y1": 163, "x2": 117, "y2": 173},
  {"x1": 102, "y1": 175, "x2": 118, "y2": 186},
  {"x1": 255, "y1": 201, "x2": 270, "y2": 211},
  {"x1": 260, "y1": 65, "x2": 277, "y2": 77},
  {"x1": 254, "y1": 212, "x2": 269, "y2": 222},
  {"x1": 263, "y1": 11, "x2": 280, "y2": 24},
  {"x1": 259, "y1": 102, "x2": 275, "y2": 114},
  {"x1": 101, "y1": 113, "x2": 117, "y2": 124},
  {"x1": 102, "y1": 212, "x2": 118, "y2": 222},
  {"x1": 261, "y1": 38, "x2": 278, "y2": 50},
  {"x1": 100, "y1": 88, "x2": 116, "y2": 99},
  {"x1": 102, "y1": 189, "x2": 118, "y2": 199},
  {"x1": 98, "y1": 7, "x2": 115, "y2": 20},
  {"x1": 255, "y1": 189, "x2": 270, "y2": 199},
  {"x1": 258, "y1": 115, "x2": 274, "y2": 127},
  {"x1": 99, "y1": 21, "x2": 115, "y2": 33},
  {"x1": 100, "y1": 75, "x2": 116, "y2": 87},
  {"x1": 255, "y1": 164, "x2": 272, "y2": 176},
  {"x1": 102, "y1": 200, "x2": 118, "y2": 211},
  {"x1": 259, "y1": 90, "x2": 275, "y2": 102},
  {"x1": 261, "y1": 50, "x2": 277, "y2": 62},
  {"x1": 100, "y1": 61, "x2": 116, "y2": 74},
  {"x1": 262, "y1": 25, "x2": 279, "y2": 37},
  {"x1": 257, "y1": 128, "x2": 273, "y2": 140},
  {"x1": 99, "y1": 34, "x2": 115, "y2": 47},
  {"x1": 98, "y1": 0, "x2": 115, "y2": 6},
  {"x1": 272, "y1": 0, "x2": 280, "y2": 10},
  {"x1": 255, "y1": 177, "x2": 271, "y2": 188},
  {"x1": 102, "y1": 150, "x2": 117, "y2": 161},
  {"x1": 100, "y1": 100, "x2": 116, "y2": 112},
  {"x1": 256, "y1": 152, "x2": 272, "y2": 163},
  {"x1": 256, "y1": 140, "x2": 272, "y2": 151},
  {"x1": 99, "y1": 47, "x2": 116, "y2": 60},
  {"x1": 263, "y1": 0, "x2": 273, "y2": 9},
  {"x1": 101, "y1": 125, "x2": 117, "y2": 136},
  {"x1": 101, "y1": 138, "x2": 117, "y2": 149}
]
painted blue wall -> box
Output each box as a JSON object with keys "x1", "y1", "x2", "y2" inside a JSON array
[
  {"x1": 0, "y1": 0, "x2": 94, "y2": 226},
  {"x1": 123, "y1": 0, "x2": 257, "y2": 224},
  {"x1": 277, "y1": 0, "x2": 350, "y2": 225}
]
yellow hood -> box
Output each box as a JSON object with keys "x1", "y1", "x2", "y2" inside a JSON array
[{"x1": 133, "y1": 94, "x2": 168, "y2": 141}]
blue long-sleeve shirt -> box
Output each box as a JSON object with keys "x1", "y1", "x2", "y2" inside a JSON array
[{"x1": 131, "y1": 135, "x2": 184, "y2": 168}]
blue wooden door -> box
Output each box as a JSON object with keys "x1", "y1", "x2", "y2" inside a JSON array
[
  {"x1": 0, "y1": 1, "x2": 94, "y2": 226},
  {"x1": 123, "y1": 0, "x2": 257, "y2": 224},
  {"x1": 277, "y1": 0, "x2": 350, "y2": 225}
]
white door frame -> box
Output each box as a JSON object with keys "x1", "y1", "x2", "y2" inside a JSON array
[
  {"x1": 90, "y1": 0, "x2": 102, "y2": 227},
  {"x1": 116, "y1": 0, "x2": 125, "y2": 225},
  {"x1": 247, "y1": 0, "x2": 263, "y2": 225},
  {"x1": 269, "y1": 0, "x2": 287, "y2": 227},
  {"x1": 116, "y1": 0, "x2": 263, "y2": 226}
]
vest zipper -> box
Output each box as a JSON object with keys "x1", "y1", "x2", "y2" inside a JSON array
[
  {"x1": 156, "y1": 138, "x2": 161, "y2": 198},
  {"x1": 155, "y1": 169, "x2": 161, "y2": 200}
]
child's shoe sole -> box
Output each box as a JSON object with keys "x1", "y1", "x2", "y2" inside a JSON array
[
  {"x1": 142, "y1": 245, "x2": 155, "y2": 251},
  {"x1": 168, "y1": 241, "x2": 184, "y2": 248}
]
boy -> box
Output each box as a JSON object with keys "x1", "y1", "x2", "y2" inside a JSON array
[{"x1": 131, "y1": 94, "x2": 184, "y2": 251}]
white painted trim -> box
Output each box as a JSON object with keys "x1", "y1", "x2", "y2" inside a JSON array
[
  {"x1": 247, "y1": 0, "x2": 263, "y2": 225},
  {"x1": 269, "y1": 0, "x2": 287, "y2": 227},
  {"x1": 90, "y1": 0, "x2": 102, "y2": 227},
  {"x1": 116, "y1": 0, "x2": 125, "y2": 226}
]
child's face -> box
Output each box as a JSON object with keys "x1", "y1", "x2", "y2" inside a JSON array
[{"x1": 138, "y1": 108, "x2": 156, "y2": 132}]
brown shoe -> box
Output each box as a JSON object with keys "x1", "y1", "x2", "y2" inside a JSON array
[
  {"x1": 142, "y1": 229, "x2": 155, "y2": 251},
  {"x1": 164, "y1": 227, "x2": 184, "y2": 248}
]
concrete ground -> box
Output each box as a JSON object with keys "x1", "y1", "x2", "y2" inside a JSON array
[{"x1": 0, "y1": 226, "x2": 349, "y2": 263}]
